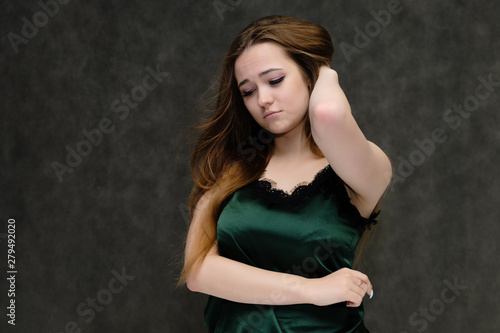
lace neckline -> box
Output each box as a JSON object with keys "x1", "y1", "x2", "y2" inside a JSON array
[
  {"x1": 257, "y1": 164, "x2": 331, "y2": 197},
  {"x1": 251, "y1": 164, "x2": 379, "y2": 229},
  {"x1": 256, "y1": 164, "x2": 333, "y2": 199}
]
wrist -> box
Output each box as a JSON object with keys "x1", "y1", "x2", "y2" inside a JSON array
[
  {"x1": 296, "y1": 276, "x2": 314, "y2": 304},
  {"x1": 318, "y1": 66, "x2": 338, "y2": 81}
]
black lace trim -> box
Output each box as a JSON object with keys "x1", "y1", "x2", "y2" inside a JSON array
[
  {"x1": 251, "y1": 165, "x2": 379, "y2": 229},
  {"x1": 253, "y1": 164, "x2": 332, "y2": 204}
]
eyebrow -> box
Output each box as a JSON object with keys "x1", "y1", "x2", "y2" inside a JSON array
[{"x1": 237, "y1": 68, "x2": 283, "y2": 88}]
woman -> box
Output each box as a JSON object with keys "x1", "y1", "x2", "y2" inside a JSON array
[{"x1": 181, "y1": 15, "x2": 392, "y2": 332}]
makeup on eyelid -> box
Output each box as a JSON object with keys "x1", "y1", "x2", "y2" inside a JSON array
[{"x1": 241, "y1": 75, "x2": 286, "y2": 97}]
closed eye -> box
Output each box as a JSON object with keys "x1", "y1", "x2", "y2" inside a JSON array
[
  {"x1": 242, "y1": 89, "x2": 254, "y2": 97},
  {"x1": 270, "y1": 76, "x2": 285, "y2": 85},
  {"x1": 241, "y1": 76, "x2": 284, "y2": 97}
]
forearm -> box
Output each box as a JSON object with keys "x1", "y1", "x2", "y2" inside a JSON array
[
  {"x1": 186, "y1": 253, "x2": 309, "y2": 305},
  {"x1": 307, "y1": 66, "x2": 392, "y2": 214}
]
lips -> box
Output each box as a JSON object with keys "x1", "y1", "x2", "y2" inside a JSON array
[{"x1": 264, "y1": 110, "x2": 281, "y2": 119}]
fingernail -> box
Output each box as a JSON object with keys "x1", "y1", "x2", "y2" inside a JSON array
[{"x1": 370, "y1": 290, "x2": 374, "y2": 299}]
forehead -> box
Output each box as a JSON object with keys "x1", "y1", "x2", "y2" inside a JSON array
[{"x1": 234, "y1": 42, "x2": 295, "y2": 81}]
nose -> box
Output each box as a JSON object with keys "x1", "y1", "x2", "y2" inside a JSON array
[{"x1": 257, "y1": 88, "x2": 273, "y2": 107}]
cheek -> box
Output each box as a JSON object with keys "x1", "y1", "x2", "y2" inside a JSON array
[
  {"x1": 290, "y1": 82, "x2": 310, "y2": 107},
  {"x1": 243, "y1": 100, "x2": 260, "y2": 120},
  {"x1": 289, "y1": 77, "x2": 309, "y2": 97},
  {"x1": 243, "y1": 99, "x2": 254, "y2": 113}
]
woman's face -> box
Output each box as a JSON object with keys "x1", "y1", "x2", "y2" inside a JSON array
[{"x1": 234, "y1": 42, "x2": 310, "y2": 136}]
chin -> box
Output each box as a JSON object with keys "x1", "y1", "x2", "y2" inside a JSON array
[
  {"x1": 265, "y1": 121, "x2": 304, "y2": 137},
  {"x1": 266, "y1": 128, "x2": 294, "y2": 137}
]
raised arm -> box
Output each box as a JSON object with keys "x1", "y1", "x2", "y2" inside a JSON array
[
  {"x1": 184, "y1": 191, "x2": 373, "y2": 307},
  {"x1": 308, "y1": 67, "x2": 392, "y2": 217}
]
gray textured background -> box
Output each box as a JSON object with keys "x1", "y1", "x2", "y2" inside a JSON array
[{"x1": 1, "y1": 0, "x2": 499, "y2": 332}]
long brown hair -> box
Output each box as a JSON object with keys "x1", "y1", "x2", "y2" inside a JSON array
[{"x1": 180, "y1": 15, "x2": 374, "y2": 284}]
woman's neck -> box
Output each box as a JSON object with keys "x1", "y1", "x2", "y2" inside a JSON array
[{"x1": 271, "y1": 122, "x2": 316, "y2": 163}]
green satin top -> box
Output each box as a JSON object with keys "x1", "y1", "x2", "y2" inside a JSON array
[{"x1": 205, "y1": 165, "x2": 378, "y2": 333}]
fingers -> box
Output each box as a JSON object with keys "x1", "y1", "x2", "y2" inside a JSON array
[
  {"x1": 346, "y1": 284, "x2": 366, "y2": 307},
  {"x1": 355, "y1": 273, "x2": 373, "y2": 298},
  {"x1": 358, "y1": 278, "x2": 373, "y2": 298},
  {"x1": 345, "y1": 272, "x2": 374, "y2": 307},
  {"x1": 318, "y1": 268, "x2": 374, "y2": 307}
]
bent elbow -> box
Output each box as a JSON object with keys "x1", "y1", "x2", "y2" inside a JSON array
[
  {"x1": 185, "y1": 266, "x2": 209, "y2": 293},
  {"x1": 310, "y1": 103, "x2": 348, "y2": 130},
  {"x1": 185, "y1": 266, "x2": 208, "y2": 293},
  {"x1": 186, "y1": 276, "x2": 201, "y2": 293}
]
